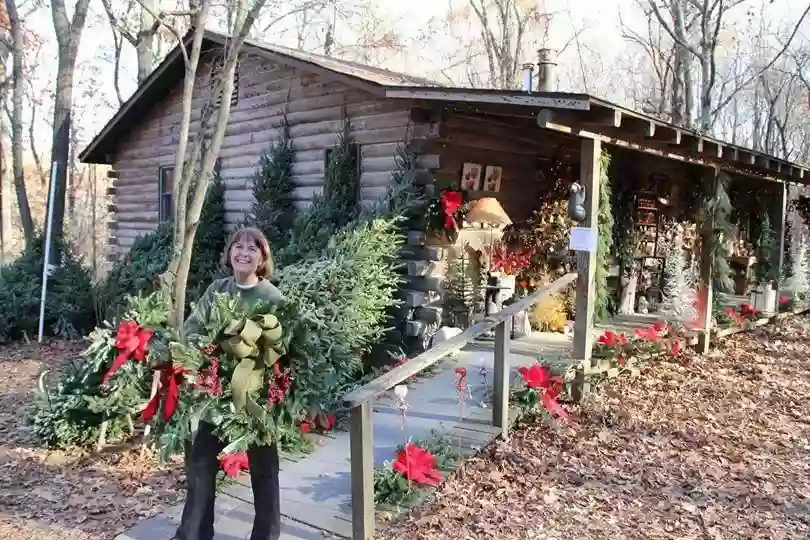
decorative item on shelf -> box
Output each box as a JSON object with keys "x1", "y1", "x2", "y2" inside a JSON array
[
  {"x1": 465, "y1": 197, "x2": 513, "y2": 317},
  {"x1": 484, "y1": 166, "x2": 503, "y2": 192},
  {"x1": 749, "y1": 283, "x2": 777, "y2": 314},
  {"x1": 567, "y1": 182, "x2": 586, "y2": 222},
  {"x1": 424, "y1": 188, "x2": 466, "y2": 244},
  {"x1": 461, "y1": 162, "x2": 482, "y2": 191}
]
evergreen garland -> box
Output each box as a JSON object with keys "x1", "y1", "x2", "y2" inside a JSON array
[
  {"x1": 696, "y1": 171, "x2": 734, "y2": 293},
  {"x1": 247, "y1": 115, "x2": 297, "y2": 249},
  {"x1": 783, "y1": 216, "x2": 793, "y2": 282},
  {"x1": 594, "y1": 151, "x2": 614, "y2": 323}
]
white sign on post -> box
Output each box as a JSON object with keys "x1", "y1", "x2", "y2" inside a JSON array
[{"x1": 569, "y1": 226, "x2": 597, "y2": 252}]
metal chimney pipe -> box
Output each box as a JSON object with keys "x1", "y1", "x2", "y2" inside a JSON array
[
  {"x1": 521, "y1": 63, "x2": 535, "y2": 92},
  {"x1": 537, "y1": 48, "x2": 557, "y2": 92}
]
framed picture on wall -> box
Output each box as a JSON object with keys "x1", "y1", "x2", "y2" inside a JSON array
[
  {"x1": 484, "y1": 165, "x2": 503, "y2": 192},
  {"x1": 461, "y1": 162, "x2": 482, "y2": 191}
]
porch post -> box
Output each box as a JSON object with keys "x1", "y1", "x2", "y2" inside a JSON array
[
  {"x1": 573, "y1": 137, "x2": 601, "y2": 361},
  {"x1": 774, "y1": 181, "x2": 788, "y2": 301},
  {"x1": 696, "y1": 166, "x2": 719, "y2": 354}
]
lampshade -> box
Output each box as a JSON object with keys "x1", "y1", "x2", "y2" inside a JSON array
[{"x1": 466, "y1": 197, "x2": 512, "y2": 226}]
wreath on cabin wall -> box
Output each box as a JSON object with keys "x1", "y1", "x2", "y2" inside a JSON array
[{"x1": 424, "y1": 188, "x2": 468, "y2": 244}]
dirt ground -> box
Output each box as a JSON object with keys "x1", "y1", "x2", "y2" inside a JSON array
[
  {"x1": 379, "y1": 317, "x2": 810, "y2": 540},
  {"x1": 0, "y1": 341, "x2": 184, "y2": 540}
]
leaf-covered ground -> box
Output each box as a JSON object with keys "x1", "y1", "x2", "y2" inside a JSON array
[
  {"x1": 379, "y1": 317, "x2": 810, "y2": 540},
  {"x1": 0, "y1": 341, "x2": 184, "y2": 540}
]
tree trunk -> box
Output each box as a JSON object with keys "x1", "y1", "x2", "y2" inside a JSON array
[
  {"x1": 7, "y1": 0, "x2": 35, "y2": 245},
  {"x1": 136, "y1": 0, "x2": 155, "y2": 84},
  {"x1": 47, "y1": 0, "x2": 91, "y2": 264}
]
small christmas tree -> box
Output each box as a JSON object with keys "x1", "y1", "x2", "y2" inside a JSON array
[
  {"x1": 658, "y1": 225, "x2": 697, "y2": 326},
  {"x1": 444, "y1": 247, "x2": 479, "y2": 327}
]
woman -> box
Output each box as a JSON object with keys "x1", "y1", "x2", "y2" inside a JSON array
[{"x1": 176, "y1": 227, "x2": 285, "y2": 540}]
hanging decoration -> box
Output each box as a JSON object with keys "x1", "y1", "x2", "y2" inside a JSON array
[
  {"x1": 478, "y1": 359, "x2": 489, "y2": 408},
  {"x1": 424, "y1": 189, "x2": 467, "y2": 243},
  {"x1": 393, "y1": 384, "x2": 409, "y2": 433}
]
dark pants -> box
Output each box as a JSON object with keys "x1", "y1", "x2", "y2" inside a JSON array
[{"x1": 175, "y1": 422, "x2": 281, "y2": 540}]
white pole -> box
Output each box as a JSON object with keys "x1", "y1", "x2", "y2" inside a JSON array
[{"x1": 38, "y1": 161, "x2": 59, "y2": 343}]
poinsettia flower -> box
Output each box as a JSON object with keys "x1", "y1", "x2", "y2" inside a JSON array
[
  {"x1": 541, "y1": 385, "x2": 570, "y2": 422},
  {"x1": 220, "y1": 452, "x2": 249, "y2": 477},
  {"x1": 779, "y1": 296, "x2": 789, "y2": 305},
  {"x1": 670, "y1": 340, "x2": 682, "y2": 357},
  {"x1": 598, "y1": 330, "x2": 628, "y2": 347},
  {"x1": 519, "y1": 364, "x2": 560, "y2": 390},
  {"x1": 392, "y1": 444, "x2": 444, "y2": 486},
  {"x1": 455, "y1": 367, "x2": 467, "y2": 378},
  {"x1": 653, "y1": 322, "x2": 669, "y2": 334},
  {"x1": 318, "y1": 414, "x2": 337, "y2": 432},
  {"x1": 299, "y1": 421, "x2": 312, "y2": 433},
  {"x1": 634, "y1": 325, "x2": 661, "y2": 342}
]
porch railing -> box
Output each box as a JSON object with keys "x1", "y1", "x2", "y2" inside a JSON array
[{"x1": 341, "y1": 272, "x2": 579, "y2": 540}]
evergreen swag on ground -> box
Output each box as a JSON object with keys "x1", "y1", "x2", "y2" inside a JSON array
[{"x1": 28, "y1": 113, "x2": 424, "y2": 453}]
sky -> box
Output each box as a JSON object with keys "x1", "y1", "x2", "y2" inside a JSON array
[{"x1": 20, "y1": 0, "x2": 810, "y2": 157}]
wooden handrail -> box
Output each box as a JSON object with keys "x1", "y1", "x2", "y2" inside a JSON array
[{"x1": 342, "y1": 272, "x2": 578, "y2": 408}]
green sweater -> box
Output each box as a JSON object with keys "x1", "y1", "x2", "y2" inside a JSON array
[{"x1": 184, "y1": 276, "x2": 285, "y2": 337}]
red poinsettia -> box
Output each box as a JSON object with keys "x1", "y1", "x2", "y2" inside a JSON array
[
  {"x1": 103, "y1": 320, "x2": 154, "y2": 383},
  {"x1": 317, "y1": 414, "x2": 337, "y2": 432},
  {"x1": 634, "y1": 325, "x2": 662, "y2": 342},
  {"x1": 779, "y1": 296, "x2": 789, "y2": 305},
  {"x1": 142, "y1": 363, "x2": 189, "y2": 422},
  {"x1": 220, "y1": 452, "x2": 249, "y2": 477},
  {"x1": 598, "y1": 330, "x2": 628, "y2": 347},
  {"x1": 491, "y1": 243, "x2": 533, "y2": 275},
  {"x1": 738, "y1": 303, "x2": 760, "y2": 320},
  {"x1": 519, "y1": 364, "x2": 558, "y2": 390},
  {"x1": 518, "y1": 364, "x2": 569, "y2": 422},
  {"x1": 392, "y1": 443, "x2": 444, "y2": 486},
  {"x1": 299, "y1": 420, "x2": 312, "y2": 433},
  {"x1": 670, "y1": 340, "x2": 682, "y2": 357}
]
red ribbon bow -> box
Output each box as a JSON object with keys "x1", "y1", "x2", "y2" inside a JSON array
[
  {"x1": 142, "y1": 363, "x2": 188, "y2": 423},
  {"x1": 439, "y1": 191, "x2": 462, "y2": 230},
  {"x1": 103, "y1": 320, "x2": 153, "y2": 383}
]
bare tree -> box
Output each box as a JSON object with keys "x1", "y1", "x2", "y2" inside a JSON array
[
  {"x1": 648, "y1": 0, "x2": 810, "y2": 131},
  {"x1": 101, "y1": 0, "x2": 160, "y2": 88},
  {"x1": 467, "y1": 0, "x2": 547, "y2": 89},
  {"x1": 143, "y1": 0, "x2": 268, "y2": 329},
  {"x1": 46, "y1": 0, "x2": 92, "y2": 264},
  {"x1": 6, "y1": 0, "x2": 34, "y2": 245}
]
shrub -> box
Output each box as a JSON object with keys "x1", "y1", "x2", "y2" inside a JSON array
[{"x1": 0, "y1": 236, "x2": 94, "y2": 342}]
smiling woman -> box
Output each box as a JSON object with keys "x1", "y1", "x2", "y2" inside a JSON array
[{"x1": 177, "y1": 226, "x2": 286, "y2": 540}]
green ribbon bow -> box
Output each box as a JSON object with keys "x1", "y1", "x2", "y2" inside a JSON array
[{"x1": 219, "y1": 313, "x2": 286, "y2": 421}]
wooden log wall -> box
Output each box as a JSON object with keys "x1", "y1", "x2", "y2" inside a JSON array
[
  {"x1": 426, "y1": 111, "x2": 571, "y2": 223},
  {"x1": 107, "y1": 51, "x2": 421, "y2": 256}
]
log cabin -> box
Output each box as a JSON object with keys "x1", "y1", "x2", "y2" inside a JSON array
[{"x1": 80, "y1": 30, "x2": 810, "y2": 352}]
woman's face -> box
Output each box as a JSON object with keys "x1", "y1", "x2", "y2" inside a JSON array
[{"x1": 230, "y1": 236, "x2": 262, "y2": 277}]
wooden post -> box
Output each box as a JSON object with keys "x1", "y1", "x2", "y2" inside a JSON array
[
  {"x1": 696, "y1": 167, "x2": 719, "y2": 354},
  {"x1": 774, "y1": 181, "x2": 788, "y2": 301},
  {"x1": 492, "y1": 318, "x2": 512, "y2": 437},
  {"x1": 573, "y1": 137, "x2": 602, "y2": 361},
  {"x1": 350, "y1": 401, "x2": 374, "y2": 540}
]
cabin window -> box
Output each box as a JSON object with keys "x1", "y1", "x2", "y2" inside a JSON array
[
  {"x1": 158, "y1": 166, "x2": 173, "y2": 222},
  {"x1": 324, "y1": 143, "x2": 361, "y2": 201}
]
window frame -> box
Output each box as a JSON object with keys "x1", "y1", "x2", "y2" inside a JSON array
[{"x1": 158, "y1": 165, "x2": 174, "y2": 222}]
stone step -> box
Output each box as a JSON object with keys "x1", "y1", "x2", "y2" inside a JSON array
[
  {"x1": 415, "y1": 305, "x2": 442, "y2": 325},
  {"x1": 407, "y1": 230, "x2": 426, "y2": 246},
  {"x1": 405, "y1": 275, "x2": 443, "y2": 293},
  {"x1": 405, "y1": 319, "x2": 426, "y2": 337},
  {"x1": 401, "y1": 288, "x2": 440, "y2": 308},
  {"x1": 401, "y1": 245, "x2": 444, "y2": 261}
]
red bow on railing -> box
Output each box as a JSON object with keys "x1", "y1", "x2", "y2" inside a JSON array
[
  {"x1": 142, "y1": 363, "x2": 189, "y2": 422},
  {"x1": 439, "y1": 191, "x2": 462, "y2": 230}
]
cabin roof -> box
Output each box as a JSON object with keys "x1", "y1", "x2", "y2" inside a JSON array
[{"x1": 79, "y1": 31, "x2": 808, "y2": 183}]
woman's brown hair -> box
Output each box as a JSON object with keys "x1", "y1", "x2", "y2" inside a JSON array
[{"x1": 222, "y1": 227, "x2": 273, "y2": 278}]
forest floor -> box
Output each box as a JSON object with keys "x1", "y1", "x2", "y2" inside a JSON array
[
  {"x1": 2, "y1": 317, "x2": 809, "y2": 540},
  {"x1": 378, "y1": 317, "x2": 810, "y2": 540},
  {"x1": 0, "y1": 341, "x2": 184, "y2": 540}
]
